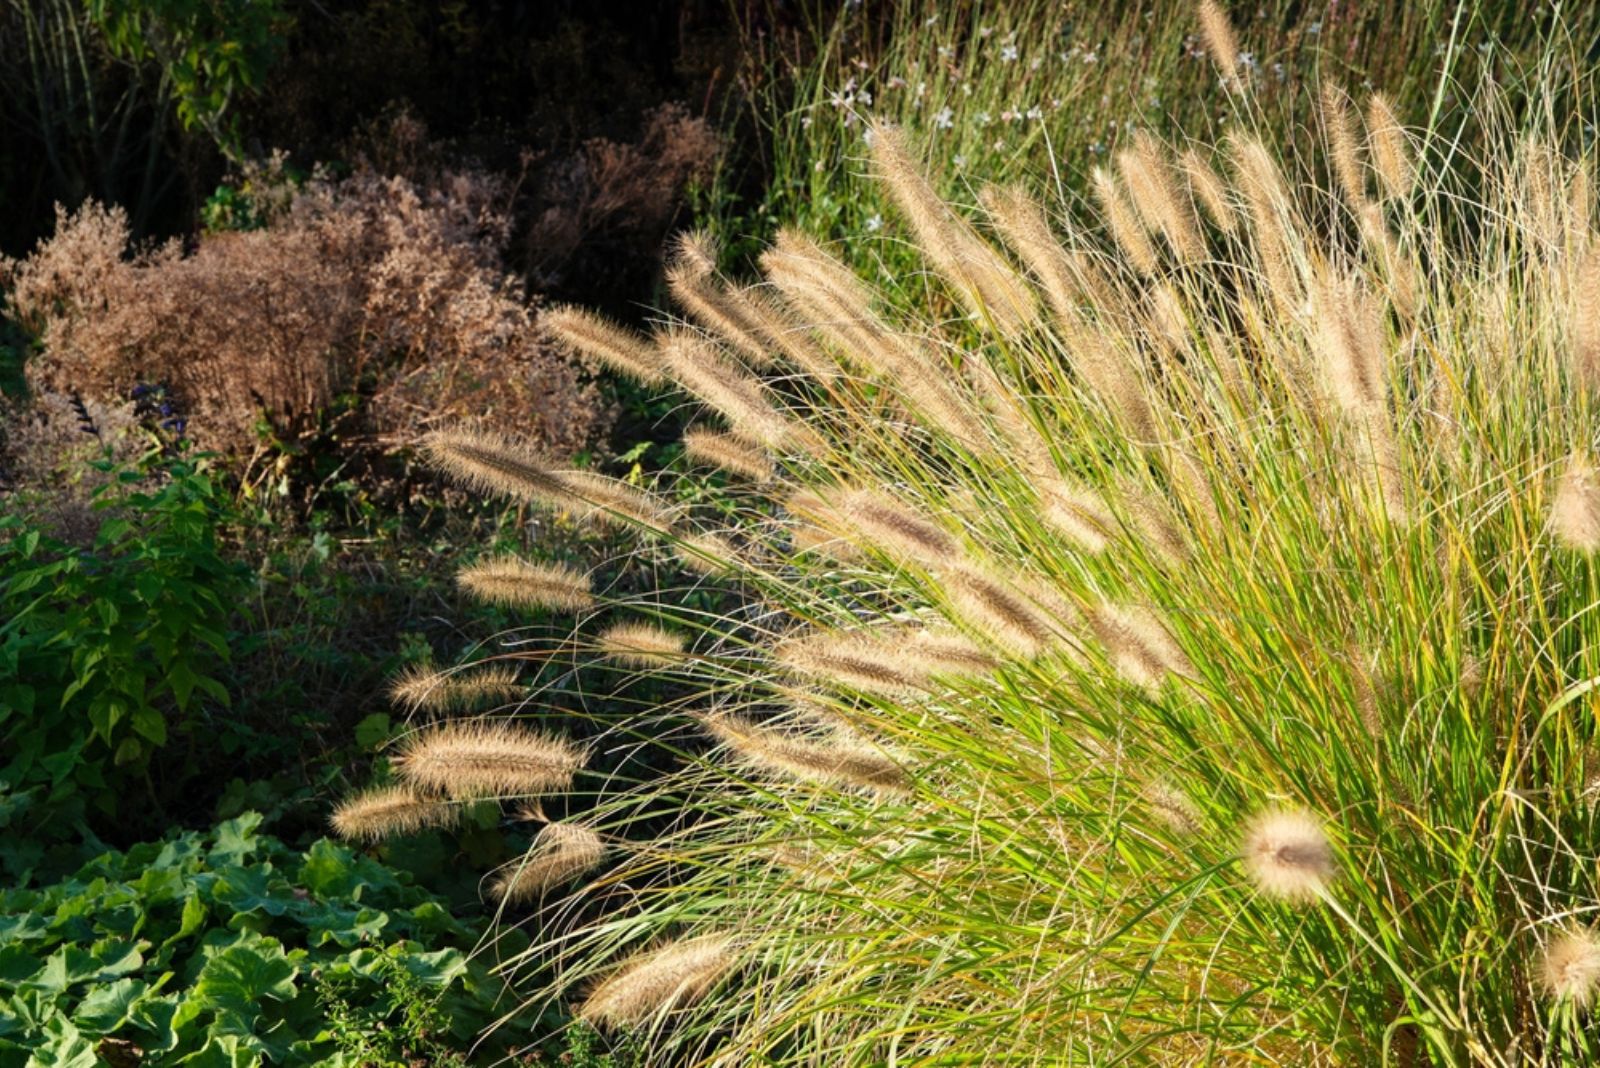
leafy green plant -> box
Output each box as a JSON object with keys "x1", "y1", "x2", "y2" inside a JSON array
[
  {"x1": 0, "y1": 452, "x2": 248, "y2": 866},
  {"x1": 0, "y1": 812, "x2": 533, "y2": 1067},
  {"x1": 87, "y1": 0, "x2": 292, "y2": 158}
]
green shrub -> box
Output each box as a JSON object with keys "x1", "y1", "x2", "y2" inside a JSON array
[
  {"x1": 0, "y1": 453, "x2": 248, "y2": 869},
  {"x1": 0, "y1": 812, "x2": 534, "y2": 1067}
]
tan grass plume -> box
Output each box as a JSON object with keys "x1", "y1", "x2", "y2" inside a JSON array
[
  {"x1": 683, "y1": 427, "x2": 775, "y2": 481},
  {"x1": 774, "y1": 629, "x2": 930, "y2": 697},
  {"x1": 1179, "y1": 147, "x2": 1238, "y2": 233},
  {"x1": 1090, "y1": 605, "x2": 1193, "y2": 690},
  {"x1": 1538, "y1": 928, "x2": 1600, "y2": 1006},
  {"x1": 1118, "y1": 130, "x2": 1204, "y2": 262},
  {"x1": 579, "y1": 934, "x2": 737, "y2": 1028},
  {"x1": 1197, "y1": 0, "x2": 1242, "y2": 92},
  {"x1": 941, "y1": 563, "x2": 1060, "y2": 659},
  {"x1": 456, "y1": 556, "x2": 594, "y2": 612},
  {"x1": 700, "y1": 711, "x2": 910, "y2": 794},
  {"x1": 1553, "y1": 451, "x2": 1600, "y2": 551},
  {"x1": 1366, "y1": 93, "x2": 1414, "y2": 202},
  {"x1": 870, "y1": 122, "x2": 1035, "y2": 332},
  {"x1": 389, "y1": 662, "x2": 522, "y2": 714},
  {"x1": 1241, "y1": 808, "x2": 1335, "y2": 903},
  {"x1": 1092, "y1": 167, "x2": 1160, "y2": 276},
  {"x1": 330, "y1": 785, "x2": 459, "y2": 842},
  {"x1": 393, "y1": 720, "x2": 585, "y2": 798},
  {"x1": 1321, "y1": 83, "x2": 1367, "y2": 209},
  {"x1": 490, "y1": 822, "x2": 607, "y2": 904},
  {"x1": 543, "y1": 305, "x2": 663, "y2": 386},
  {"x1": 598, "y1": 621, "x2": 688, "y2": 667}
]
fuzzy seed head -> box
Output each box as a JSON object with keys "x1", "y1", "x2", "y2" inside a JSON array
[
  {"x1": 423, "y1": 428, "x2": 567, "y2": 505},
  {"x1": 1241, "y1": 809, "x2": 1335, "y2": 904},
  {"x1": 388, "y1": 662, "x2": 522, "y2": 714},
  {"x1": 598, "y1": 621, "x2": 687, "y2": 668},
  {"x1": 579, "y1": 935, "x2": 737, "y2": 1028},
  {"x1": 700, "y1": 711, "x2": 910, "y2": 794},
  {"x1": 456, "y1": 556, "x2": 594, "y2": 612},
  {"x1": 1092, "y1": 167, "x2": 1160, "y2": 276},
  {"x1": 839, "y1": 488, "x2": 957, "y2": 564},
  {"x1": 1197, "y1": 0, "x2": 1241, "y2": 91},
  {"x1": 542, "y1": 305, "x2": 663, "y2": 386},
  {"x1": 1091, "y1": 605, "x2": 1193, "y2": 691},
  {"x1": 774, "y1": 630, "x2": 929, "y2": 697},
  {"x1": 1553, "y1": 453, "x2": 1600, "y2": 551},
  {"x1": 330, "y1": 785, "x2": 459, "y2": 842},
  {"x1": 1367, "y1": 93, "x2": 1414, "y2": 202},
  {"x1": 942, "y1": 564, "x2": 1058, "y2": 659},
  {"x1": 683, "y1": 427, "x2": 775, "y2": 481},
  {"x1": 490, "y1": 822, "x2": 607, "y2": 903},
  {"x1": 1179, "y1": 147, "x2": 1237, "y2": 233},
  {"x1": 393, "y1": 721, "x2": 585, "y2": 799},
  {"x1": 1538, "y1": 928, "x2": 1600, "y2": 1006}
]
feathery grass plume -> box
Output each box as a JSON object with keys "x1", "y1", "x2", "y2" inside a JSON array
[
  {"x1": 1230, "y1": 134, "x2": 1302, "y2": 310},
  {"x1": 1367, "y1": 93, "x2": 1414, "y2": 202},
  {"x1": 982, "y1": 184, "x2": 1092, "y2": 325},
  {"x1": 901, "y1": 628, "x2": 1001, "y2": 678},
  {"x1": 869, "y1": 122, "x2": 1035, "y2": 332},
  {"x1": 1241, "y1": 808, "x2": 1335, "y2": 904},
  {"x1": 1552, "y1": 452, "x2": 1600, "y2": 551},
  {"x1": 1091, "y1": 166, "x2": 1160, "y2": 276},
  {"x1": 1570, "y1": 158, "x2": 1593, "y2": 242},
  {"x1": 675, "y1": 530, "x2": 744, "y2": 576},
  {"x1": 388, "y1": 661, "x2": 522, "y2": 714},
  {"x1": 1197, "y1": 0, "x2": 1241, "y2": 92},
  {"x1": 670, "y1": 229, "x2": 720, "y2": 277},
  {"x1": 1118, "y1": 480, "x2": 1190, "y2": 563},
  {"x1": 423, "y1": 428, "x2": 569, "y2": 505},
  {"x1": 1146, "y1": 281, "x2": 1193, "y2": 356},
  {"x1": 598, "y1": 621, "x2": 687, "y2": 668},
  {"x1": 1572, "y1": 245, "x2": 1600, "y2": 392},
  {"x1": 1178, "y1": 146, "x2": 1238, "y2": 233},
  {"x1": 1321, "y1": 83, "x2": 1367, "y2": 209},
  {"x1": 542, "y1": 305, "x2": 663, "y2": 386},
  {"x1": 456, "y1": 556, "x2": 594, "y2": 612},
  {"x1": 555, "y1": 470, "x2": 679, "y2": 531},
  {"x1": 668, "y1": 239, "x2": 779, "y2": 371},
  {"x1": 941, "y1": 563, "x2": 1059, "y2": 659},
  {"x1": 682, "y1": 426, "x2": 776, "y2": 482},
  {"x1": 1037, "y1": 476, "x2": 1116, "y2": 553},
  {"x1": 1144, "y1": 781, "x2": 1202, "y2": 836},
  {"x1": 1538, "y1": 928, "x2": 1600, "y2": 1006},
  {"x1": 762, "y1": 230, "x2": 992, "y2": 448},
  {"x1": 774, "y1": 630, "x2": 930, "y2": 697},
  {"x1": 1311, "y1": 271, "x2": 1386, "y2": 412},
  {"x1": 1348, "y1": 646, "x2": 1383, "y2": 737},
  {"x1": 329, "y1": 785, "x2": 459, "y2": 842},
  {"x1": 393, "y1": 721, "x2": 584, "y2": 799},
  {"x1": 579, "y1": 935, "x2": 737, "y2": 1029},
  {"x1": 1090, "y1": 604, "x2": 1193, "y2": 690},
  {"x1": 729, "y1": 283, "x2": 838, "y2": 381},
  {"x1": 657, "y1": 327, "x2": 799, "y2": 450},
  {"x1": 1060, "y1": 310, "x2": 1158, "y2": 440},
  {"x1": 1117, "y1": 130, "x2": 1204, "y2": 262},
  {"x1": 489, "y1": 822, "x2": 606, "y2": 904},
  {"x1": 1357, "y1": 203, "x2": 1419, "y2": 318},
  {"x1": 700, "y1": 711, "x2": 910, "y2": 794},
  {"x1": 839, "y1": 488, "x2": 957, "y2": 564}
]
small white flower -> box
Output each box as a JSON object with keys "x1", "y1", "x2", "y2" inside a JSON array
[
  {"x1": 976, "y1": 110, "x2": 992, "y2": 126},
  {"x1": 1001, "y1": 44, "x2": 1019, "y2": 62},
  {"x1": 978, "y1": 24, "x2": 994, "y2": 38},
  {"x1": 953, "y1": 154, "x2": 967, "y2": 167},
  {"x1": 933, "y1": 107, "x2": 955, "y2": 129},
  {"x1": 1082, "y1": 50, "x2": 1098, "y2": 64},
  {"x1": 1026, "y1": 106, "x2": 1043, "y2": 121},
  {"x1": 865, "y1": 214, "x2": 882, "y2": 232},
  {"x1": 857, "y1": 89, "x2": 873, "y2": 105},
  {"x1": 887, "y1": 76, "x2": 907, "y2": 90},
  {"x1": 1030, "y1": 58, "x2": 1042, "y2": 71},
  {"x1": 938, "y1": 45, "x2": 954, "y2": 59}
]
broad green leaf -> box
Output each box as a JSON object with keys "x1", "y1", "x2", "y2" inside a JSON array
[
  {"x1": 188, "y1": 943, "x2": 296, "y2": 1022},
  {"x1": 296, "y1": 838, "x2": 354, "y2": 898},
  {"x1": 72, "y1": 977, "x2": 150, "y2": 1034},
  {"x1": 351, "y1": 713, "x2": 390, "y2": 750},
  {"x1": 22, "y1": 1016, "x2": 97, "y2": 1068},
  {"x1": 208, "y1": 814, "x2": 262, "y2": 865}
]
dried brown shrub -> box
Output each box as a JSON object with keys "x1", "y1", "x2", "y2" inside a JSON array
[{"x1": 3, "y1": 159, "x2": 606, "y2": 462}]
